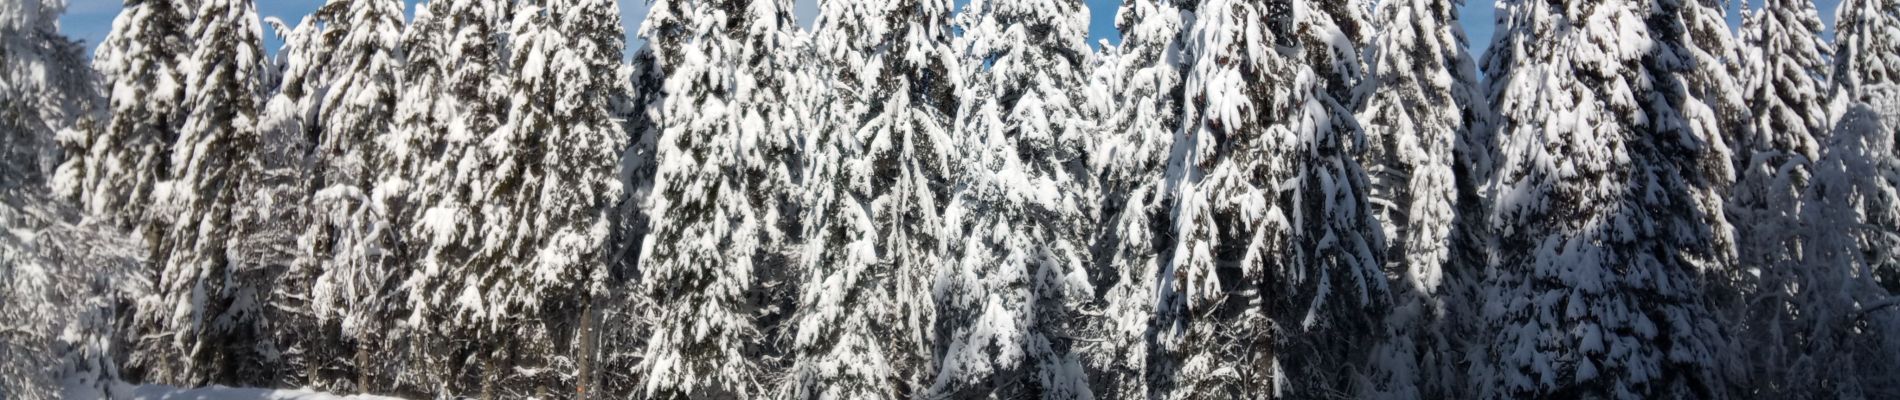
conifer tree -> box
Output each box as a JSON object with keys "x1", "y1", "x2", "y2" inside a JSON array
[
  {"x1": 1640, "y1": 0, "x2": 1752, "y2": 394},
  {"x1": 1647, "y1": 1, "x2": 1752, "y2": 389},
  {"x1": 1274, "y1": 0, "x2": 1391, "y2": 394},
  {"x1": 238, "y1": 17, "x2": 320, "y2": 390},
  {"x1": 594, "y1": 45, "x2": 664, "y2": 400},
  {"x1": 787, "y1": 3, "x2": 898, "y2": 396},
  {"x1": 1650, "y1": 0, "x2": 1744, "y2": 307},
  {"x1": 400, "y1": 0, "x2": 509, "y2": 314},
  {"x1": 383, "y1": 0, "x2": 450, "y2": 227},
  {"x1": 418, "y1": 0, "x2": 629, "y2": 395},
  {"x1": 0, "y1": 2, "x2": 115, "y2": 397},
  {"x1": 289, "y1": 0, "x2": 407, "y2": 390},
  {"x1": 1732, "y1": 2, "x2": 1833, "y2": 394},
  {"x1": 636, "y1": 0, "x2": 799, "y2": 397},
  {"x1": 603, "y1": 48, "x2": 661, "y2": 302},
  {"x1": 130, "y1": 0, "x2": 274, "y2": 387},
  {"x1": 929, "y1": 0, "x2": 1099, "y2": 397},
  {"x1": 1156, "y1": 0, "x2": 1294, "y2": 396},
  {"x1": 1155, "y1": 0, "x2": 1388, "y2": 398},
  {"x1": 1680, "y1": 0, "x2": 1749, "y2": 157},
  {"x1": 3, "y1": 0, "x2": 95, "y2": 189},
  {"x1": 1353, "y1": 0, "x2": 1486, "y2": 397},
  {"x1": 254, "y1": 12, "x2": 337, "y2": 388},
  {"x1": 1799, "y1": 97, "x2": 1900, "y2": 398},
  {"x1": 256, "y1": 14, "x2": 327, "y2": 167},
  {"x1": 399, "y1": 0, "x2": 512, "y2": 394},
  {"x1": 1084, "y1": 0, "x2": 1185, "y2": 398},
  {"x1": 371, "y1": 0, "x2": 454, "y2": 392},
  {"x1": 53, "y1": 0, "x2": 192, "y2": 227},
  {"x1": 786, "y1": 0, "x2": 957, "y2": 397},
  {"x1": 1834, "y1": 0, "x2": 1900, "y2": 295},
  {"x1": 1477, "y1": 0, "x2": 1732, "y2": 397},
  {"x1": 1832, "y1": 0, "x2": 1900, "y2": 105}
]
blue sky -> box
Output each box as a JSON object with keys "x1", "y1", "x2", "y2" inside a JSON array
[{"x1": 59, "y1": 0, "x2": 1845, "y2": 60}]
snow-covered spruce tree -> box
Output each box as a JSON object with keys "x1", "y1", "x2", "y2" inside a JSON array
[
  {"x1": 862, "y1": 0, "x2": 957, "y2": 393},
  {"x1": 52, "y1": 0, "x2": 191, "y2": 228},
  {"x1": 1082, "y1": 0, "x2": 1184, "y2": 398},
  {"x1": 1079, "y1": 42, "x2": 1127, "y2": 396},
  {"x1": 409, "y1": 0, "x2": 627, "y2": 396},
  {"x1": 1649, "y1": 0, "x2": 1745, "y2": 323},
  {"x1": 2, "y1": 0, "x2": 96, "y2": 190},
  {"x1": 130, "y1": 0, "x2": 274, "y2": 387},
  {"x1": 1638, "y1": 3, "x2": 1753, "y2": 380},
  {"x1": 372, "y1": 0, "x2": 450, "y2": 393},
  {"x1": 382, "y1": 0, "x2": 449, "y2": 236},
  {"x1": 1476, "y1": 0, "x2": 1733, "y2": 398},
  {"x1": 929, "y1": 0, "x2": 1100, "y2": 398},
  {"x1": 571, "y1": 11, "x2": 642, "y2": 399},
  {"x1": 1637, "y1": 0, "x2": 1750, "y2": 390},
  {"x1": 0, "y1": 1, "x2": 122, "y2": 398},
  {"x1": 399, "y1": 0, "x2": 514, "y2": 395},
  {"x1": 1154, "y1": 0, "x2": 1275, "y2": 396},
  {"x1": 549, "y1": 0, "x2": 630, "y2": 396},
  {"x1": 0, "y1": 196, "x2": 147, "y2": 400},
  {"x1": 786, "y1": 4, "x2": 894, "y2": 397},
  {"x1": 1833, "y1": 0, "x2": 1900, "y2": 292},
  {"x1": 1155, "y1": 0, "x2": 1390, "y2": 397},
  {"x1": 286, "y1": 0, "x2": 408, "y2": 391},
  {"x1": 785, "y1": 0, "x2": 957, "y2": 398},
  {"x1": 1799, "y1": 94, "x2": 1900, "y2": 398},
  {"x1": 1731, "y1": 1, "x2": 1833, "y2": 395},
  {"x1": 594, "y1": 46, "x2": 663, "y2": 400},
  {"x1": 752, "y1": 4, "x2": 807, "y2": 380},
  {"x1": 1311, "y1": 0, "x2": 1369, "y2": 106},
  {"x1": 253, "y1": 13, "x2": 335, "y2": 389},
  {"x1": 1832, "y1": 0, "x2": 1900, "y2": 106},
  {"x1": 1662, "y1": 0, "x2": 1749, "y2": 180},
  {"x1": 636, "y1": 0, "x2": 801, "y2": 397},
  {"x1": 1286, "y1": 3, "x2": 1392, "y2": 392},
  {"x1": 1351, "y1": 0, "x2": 1486, "y2": 397},
  {"x1": 256, "y1": 14, "x2": 327, "y2": 168}
]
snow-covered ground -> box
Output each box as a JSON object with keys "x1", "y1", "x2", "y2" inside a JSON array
[{"x1": 67, "y1": 384, "x2": 407, "y2": 400}]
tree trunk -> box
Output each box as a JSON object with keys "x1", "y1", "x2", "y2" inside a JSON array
[
  {"x1": 481, "y1": 349, "x2": 497, "y2": 400},
  {"x1": 576, "y1": 299, "x2": 600, "y2": 400},
  {"x1": 356, "y1": 340, "x2": 371, "y2": 393}
]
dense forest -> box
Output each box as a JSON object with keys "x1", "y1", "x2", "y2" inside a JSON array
[{"x1": 4, "y1": 0, "x2": 1900, "y2": 399}]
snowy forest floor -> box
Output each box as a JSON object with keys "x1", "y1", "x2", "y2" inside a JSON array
[{"x1": 68, "y1": 384, "x2": 405, "y2": 400}]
